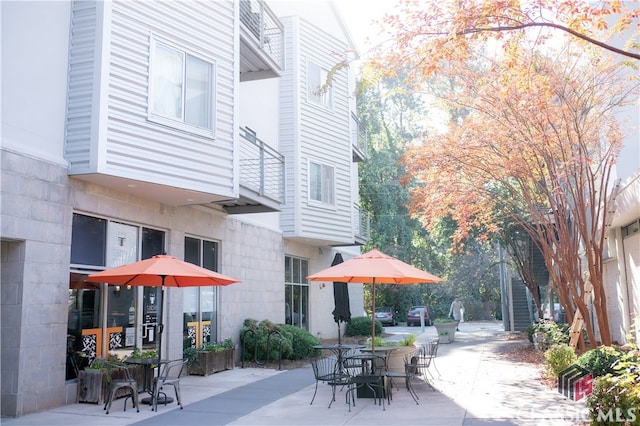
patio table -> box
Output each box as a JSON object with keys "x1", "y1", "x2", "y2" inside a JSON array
[
  {"x1": 313, "y1": 344, "x2": 364, "y2": 374},
  {"x1": 343, "y1": 353, "x2": 387, "y2": 410}
]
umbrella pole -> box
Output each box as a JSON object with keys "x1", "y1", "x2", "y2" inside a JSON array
[
  {"x1": 371, "y1": 279, "x2": 376, "y2": 352},
  {"x1": 156, "y1": 276, "x2": 166, "y2": 379},
  {"x1": 337, "y1": 320, "x2": 341, "y2": 345}
]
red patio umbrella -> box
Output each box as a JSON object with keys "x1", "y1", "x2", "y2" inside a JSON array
[
  {"x1": 86, "y1": 255, "x2": 240, "y2": 370},
  {"x1": 307, "y1": 249, "x2": 442, "y2": 351}
]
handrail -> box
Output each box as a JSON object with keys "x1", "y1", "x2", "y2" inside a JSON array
[{"x1": 239, "y1": 127, "x2": 284, "y2": 203}]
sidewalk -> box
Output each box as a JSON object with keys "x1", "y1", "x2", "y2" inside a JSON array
[{"x1": 2, "y1": 321, "x2": 590, "y2": 425}]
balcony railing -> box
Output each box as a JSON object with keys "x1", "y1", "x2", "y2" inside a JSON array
[
  {"x1": 240, "y1": 0, "x2": 284, "y2": 71},
  {"x1": 351, "y1": 113, "x2": 368, "y2": 161},
  {"x1": 353, "y1": 203, "x2": 371, "y2": 242},
  {"x1": 239, "y1": 127, "x2": 284, "y2": 204}
]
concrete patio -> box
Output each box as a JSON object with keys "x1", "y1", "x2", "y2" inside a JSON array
[{"x1": 2, "y1": 321, "x2": 590, "y2": 425}]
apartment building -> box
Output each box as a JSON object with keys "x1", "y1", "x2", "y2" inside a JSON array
[{"x1": 1, "y1": 0, "x2": 368, "y2": 417}]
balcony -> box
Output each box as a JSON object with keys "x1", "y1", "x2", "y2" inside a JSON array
[
  {"x1": 353, "y1": 203, "x2": 371, "y2": 244},
  {"x1": 239, "y1": 0, "x2": 284, "y2": 81},
  {"x1": 351, "y1": 113, "x2": 368, "y2": 162},
  {"x1": 218, "y1": 127, "x2": 285, "y2": 214}
]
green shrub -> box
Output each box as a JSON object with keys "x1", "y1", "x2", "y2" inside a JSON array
[
  {"x1": 528, "y1": 319, "x2": 570, "y2": 350},
  {"x1": 577, "y1": 346, "x2": 625, "y2": 378},
  {"x1": 279, "y1": 324, "x2": 322, "y2": 359},
  {"x1": 586, "y1": 373, "x2": 640, "y2": 425},
  {"x1": 345, "y1": 316, "x2": 382, "y2": 337},
  {"x1": 366, "y1": 335, "x2": 389, "y2": 347},
  {"x1": 544, "y1": 344, "x2": 577, "y2": 377},
  {"x1": 400, "y1": 333, "x2": 417, "y2": 346},
  {"x1": 239, "y1": 318, "x2": 320, "y2": 362},
  {"x1": 585, "y1": 342, "x2": 640, "y2": 425}
]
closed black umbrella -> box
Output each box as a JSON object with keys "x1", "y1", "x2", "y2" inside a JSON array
[{"x1": 331, "y1": 253, "x2": 351, "y2": 344}]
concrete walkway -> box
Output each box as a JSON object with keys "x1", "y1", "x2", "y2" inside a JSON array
[{"x1": 2, "y1": 321, "x2": 590, "y2": 425}]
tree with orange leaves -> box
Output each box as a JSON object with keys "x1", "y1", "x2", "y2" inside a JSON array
[
  {"x1": 363, "y1": 0, "x2": 639, "y2": 348},
  {"x1": 367, "y1": 0, "x2": 639, "y2": 81}
]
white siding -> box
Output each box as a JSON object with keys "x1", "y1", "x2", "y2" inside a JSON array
[
  {"x1": 279, "y1": 16, "x2": 299, "y2": 234},
  {"x1": 297, "y1": 18, "x2": 353, "y2": 242},
  {"x1": 279, "y1": 16, "x2": 354, "y2": 244},
  {"x1": 66, "y1": 0, "x2": 238, "y2": 198}
]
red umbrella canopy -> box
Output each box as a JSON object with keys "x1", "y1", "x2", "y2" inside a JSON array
[
  {"x1": 306, "y1": 249, "x2": 442, "y2": 284},
  {"x1": 85, "y1": 255, "x2": 240, "y2": 287}
]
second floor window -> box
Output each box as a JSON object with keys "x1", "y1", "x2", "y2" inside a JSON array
[
  {"x1": 307, "y1": 62, "x2": 333, "y2": 109},
  {"x1": 309, "y1": 161, "x2": 335, "y2": 205},
  {"x1": 149, "y1": 37, "x2": 215, "y2": 136}
]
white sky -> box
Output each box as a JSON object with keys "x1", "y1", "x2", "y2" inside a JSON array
[{"x1": 336, "y1": 0, "x2": 397, "y2": 55}]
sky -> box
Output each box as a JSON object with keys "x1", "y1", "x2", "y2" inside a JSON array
[{"x1": 335, "y1": 0, "x2": 397, "y2": 55}]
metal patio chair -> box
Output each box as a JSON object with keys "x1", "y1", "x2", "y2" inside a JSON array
[
  {"x1": 103, "y1": 361, "x2": 140, "y2": 415},
  {"x1": 310, "y1": 357, "x2": 352, "y2": 408},
  {"x1": 151, "y1": 358, "x2": 187, "y2": 412}
]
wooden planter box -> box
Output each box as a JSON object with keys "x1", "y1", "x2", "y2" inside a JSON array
[
  {"x1": 434, "y1": 322, "x2": 458, "y2": 343},
  {"x1": 76, "y1": 364, "x2": 145, "y2": 404},
  {"x1": 188, "y1": 348, "x2": 235, "y2": 376}
]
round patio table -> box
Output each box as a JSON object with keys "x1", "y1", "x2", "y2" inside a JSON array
[{"x1": 313, "y1": 343, "x2": 364, "y2": 374}]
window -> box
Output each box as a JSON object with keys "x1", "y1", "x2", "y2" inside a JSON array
[
  {"x1": 68, "y1": 213, "x2": 165, "y2": 380},
  {"x1": 307, "y1": 61, "x2": 333, "y2": 108},
  {"x1": 285, "y1": 256, "x2": 308, "y2": 329},
  {"x1": 183, "y1": 236, "x2": 219, "y2": 347},
  {"x1": 149, "y1": 37, "x2": 215, "y2": 136},
  {"x1": 309, "y1": 161, "x2": 335, "y2": 205},
  {"x1": 622, "y1": 219, "x2": 639, "y2": 238}
]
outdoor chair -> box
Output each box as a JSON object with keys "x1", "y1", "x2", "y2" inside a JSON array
[
  {"x1": 407, "y1": 348, "x2": 436, "y2": 391},
  {"x1": 424, "y1": 337, "x2": 441, "y2": 378},
  {"x1": 344, "y1": 353, "x2": 386, "y2": 412},
  {"x1": 103, "y1": 361, "x2": 139, "y2": 415},
  {"x1": 151, "y1": 358, "x2": 187, "y2": 412},
  {"x1": 310, "y1": 357, "x2": 352, "y2": 408},
  {"x1": 384, "y1": 355, "x2": 420, "y2": 405}
]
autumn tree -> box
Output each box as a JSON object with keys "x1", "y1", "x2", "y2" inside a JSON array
[
  {"x1": 367, "y1": 0, "x2": 639, "y2": 81},
  {"x1": 362, "y1": 0, "x2": 638, "y2": 348},
  {"x1": 412, "y1": 49, "x2": 634, "y2": 346}
]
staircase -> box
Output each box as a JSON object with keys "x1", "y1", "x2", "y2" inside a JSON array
[{"x1": 511, "y1": 278, "x2": 532, "y2": 331}]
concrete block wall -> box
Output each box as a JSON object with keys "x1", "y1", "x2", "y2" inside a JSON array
[{"x1": 1, "y1": 150, "x2": 73, "y2": 416}]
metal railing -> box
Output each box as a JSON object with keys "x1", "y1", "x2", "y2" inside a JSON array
[
  {"x1": 240, "y1": 0, "x2": 284, "y2": 70},
  {"x1": 351, "y1": 113, "x2": 368, "y2": 158},
  {"x1": 353, "y1": 203, "x2": 370, "y2": 241},
  {"x1": 239, "y1": 127, "x2": 285, "y2": 203}
]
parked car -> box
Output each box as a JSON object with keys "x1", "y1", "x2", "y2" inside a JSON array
[
  {"x1": 406, "y1": 306, "x2": 432, "y2": 326},
  {"x1": 374, "y1": 307, "x2": 397, "y2": 326}
]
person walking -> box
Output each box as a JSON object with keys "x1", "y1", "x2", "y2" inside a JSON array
[{"x1": 449, "y1": 296, "x2": 464, "y2": 331}]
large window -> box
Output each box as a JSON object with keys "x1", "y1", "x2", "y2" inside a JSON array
[
  {"x1": 67, "y1": 213, "x2": 165, "y2": 379},
  {"x1": 183, "y1": 236, "x2": 219, "y2": 347},
  {"x1": 307, "y1": 61, "x2": 333, "y2": 108},
  {"x1": 309, "y1": 160, "x2": 335, "y2": 205},
  {"x1": 149, "y1": 36, "x2": 215, "y2": 136},
  {"x1": 285, "y1": 256, "x2": 309, "y2": 329}
]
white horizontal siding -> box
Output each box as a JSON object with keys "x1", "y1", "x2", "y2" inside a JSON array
[
  {"x1": 279, "y1": 16, "x2": 298, "y2": 235},
  {"x1": 297, "y1": 18, "x2": 353, "y2": 242},
  {"x1": 65, "y1": 0, "x2": 99, "y2": 171},
  {"x1": 279, "y1": 15, "x2": 354, "y2": 243},
  {"x1": 66, "y1": 0, "x2": 238, "y2": 197}
]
